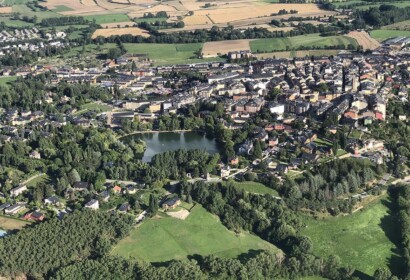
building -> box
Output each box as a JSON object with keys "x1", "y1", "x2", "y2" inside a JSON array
[
  {"x1": 162, "y1": 197, "x2": 181, "y2": 210},
  {"x1": 85, "y1": 199, "x2": 99, "y2": 210},
  {"x1": 5, "y1": 204, "x2": 26, "y2": 215},
  {"x1": 23, "y1": 211, "x2": 45, "y2": 221},
  {"x1": 10, "y1": 184, "x2": 27, "y2": 197},
  {"x1": 44, "y1": 196, "x2": 60, "y2": 206}
]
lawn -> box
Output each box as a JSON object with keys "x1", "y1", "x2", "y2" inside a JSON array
[
  {"x1": 25, "y1": 174, "x2": 50, "y2": 188},
  {"x1": 0, "y1": 16, "x2": 34, "y2": 27},
  {"x1": 80, "y1": 102, "x2": 112, "y2": 112},
  {"x1": 250, "y1": 34, "x2": 358, "y2": 53},
  {"x1": 371, "y1": 29, "x2": 410, "y2": 42},
  {"x1": 233, "y1": 181, "x2": 279, "y2": 196},
  {"x1": 133, "y1": 17, "x2": 168, "y2": 23},
  {"x1": 112, "y1": 204, "x2": 279, "y2": 262},
  {"x1": 0, "y1": 215, "x2": 31, "y2": 230},
  {"x1": 84, "y1": 14, "x2": 130, "y2": 24},
  {"x1": 301, "y1": 197, "x2": 400, "y2": 276},
  {"x1": 0, "y1": 76, "x2": 17, "y2": 86}
]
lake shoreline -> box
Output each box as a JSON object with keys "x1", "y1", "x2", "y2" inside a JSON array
[{"x1": 118, "y1": 129, "x2": 199, "y2": 140}]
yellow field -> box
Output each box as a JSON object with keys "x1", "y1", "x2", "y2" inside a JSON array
[
  {"x1": 347, "y1": 31, "x2": 380, "y2": 50},
  {"x1": 92, "y1": 27, "x2": 150, "y2": 38},
  {"x1": 0, "y1": 7, "x2": 12, "y2": 14},
  {"x1": 184, "y1": 15, "x2": 212, "y2": 25},
  {"x1": 101, "y1": 21, "x2": 136, "y2": 28},
  {"x1": 202, "y1": 39, "x2": 251, "y2": 57},
  {"x1": 197, "y1": 4, "x2": 326, "y2": 24},
  {"x1": 0, "y1": 216, "x2": 30, "y2": 231}
]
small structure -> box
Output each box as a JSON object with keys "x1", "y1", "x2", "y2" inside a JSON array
[
  {"x1": 5, "y1": 204, "x2": 26, "y2": 215},
  {"x1": 162, "y1": 197, "x2": 181, "y2": 210},
  {"x1": 10, "y1": 184, "x2": 27, "y2": 198},
  {"x1": 44, "y1": 196, "x2": 60, "y2": 206},
  {"x1": 85, "y1": 199, "x2": 99, "y2": 210},
  {"x1": 118, "y1": 202, "x2": 130, "y2": 213},
  {"x1": 99, "y1": 190, "x2": 110, "y2": 202},
  {"x1": 24, "y1": 211, "x2": 45, "y2": 221},
  {"x1": 29, "y1": 151, "x2": 41, "y2": 159},
  {"x1": 112, "y1": 185, "x2": 122, "y2": 194},
  {"x1": 73, "y1": 182, "x2": 91, "y2": 191},
  {"x1": 126, "y1": 185, "x2": 137, "y2": 194}
]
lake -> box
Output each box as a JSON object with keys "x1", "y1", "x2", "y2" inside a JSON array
[{"x1": 122, "y1": 131, "x2": 221, "y2": 162}]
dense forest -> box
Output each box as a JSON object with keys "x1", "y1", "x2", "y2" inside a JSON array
[{"x1": 0, "y1": 210, "x2": 134, "y2": 278}]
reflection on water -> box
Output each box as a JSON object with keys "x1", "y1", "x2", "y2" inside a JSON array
[{"x1": 123, "y1": 131, "x2": 221, "y2": 162}]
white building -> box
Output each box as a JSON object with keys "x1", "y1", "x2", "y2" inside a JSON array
[
  {"x1": 85, "y1": 199, "x2": 99, "y2": 210},
  {"x1": 10, "y1": 184, "x2": 27, "y2": 197}
]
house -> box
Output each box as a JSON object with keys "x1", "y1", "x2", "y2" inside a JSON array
[
  {"x1": 220, "y1": 166, "x2": 231, "y2": 178},
  {"x1": 268, "y1": 137, "x2": 279, "y2": 147},
  {"x1": 126, "y1": 185, "x2": 137, "y2": 194},
  {"x1": 24, "y1": 211, "x2": 45, "y2": 221},
  {"x1": 72, "y1": 182, "x2": 91, "y2": 191},
  {"x1": 276, "y1": 164, "x2": 289, "y2": 174},
  {"x1": 85, "y1": 199, "x2": 99, "y2": 210},
  {"x1": 118, "y1": 202, "x2": 130, "y2": 213},
  {"x1": 100, "y1": 190, "x2": 110, "y2": 202},
  {"x1": 162, "y1": 197, "x2": 181, "y2": 210},
  {"x1": 0, "y1": 203, "x2": 11, "y2": 213},
  {"x1": 5, "y1": 204, "x2": 26, "y2": 215},
  {"x1": 10, "y1": 184, "x2": 27, "y2": 197},
  {"x1": 29, "y1": 150, "x2": 41, "y2": 159},
  {"x1": 228, "y1": 156, "x2": 239, "y2": 166},
  {"x1": 112, "y1": 185, "x2": 122, "y2": 194},
  {"x1": 44, "y1": 196, "x2": 60, "y2": 206}
]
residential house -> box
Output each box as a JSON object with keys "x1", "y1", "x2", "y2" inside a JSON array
[
  {"x1": 162, "y1": 197, "x2": 181, "y2": 210},
  {"x1": 44, "y1": 196, "x2": 60, "y2": 206},
  {"x1": 85, "y1": 199, "x2": 99, "y2": 210},
  {"x1": 23, "y1": 211, "x2": 45, "y2": 221},
  {"x1": 5, "y1": 204, "x2": 26, "y2": 215},
  {"x1": 10, "y1": 184, "x2": 27, "y2": 197}
]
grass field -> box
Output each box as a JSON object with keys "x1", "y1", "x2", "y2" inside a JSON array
[
  {"x1": 371, "y1": 29, "x2": 410, "y2": 41},
  {"x1": 301, "y1": 197, "x2": 400, "y2": 276},
  {"x1": 0, "y1": 16, "x2": 34, "y2": 27},
  {"x1": 0, "y1": 76, "x2": 17, "y2": 86},
  {"x1": 0, "y1": 215, "x2": 31, "y2": 230},
  {"x1": 250, "y1": 34, "x2": 358, "y2": 53},
  {"x1": 112, "y1": 204, "x2": 278, "y2": 262},
  {"x1": 25, "y1": 174, "x2": 50, "y2": 188},
  {"x1": 74, "y1": 102, "x2": 112, "y2": 115},
  {"x1": 133, "y1": 17, "x2": 167, "y2": 23},
  {"x1": 233, "y1": 181, "x2": 279, "y2": 196},
  {"x1": 12, "y1": 5, "x2": 59, "y2": 20},
  {"x1": 51, "y1": 5, "x2": 74, "y2": 12},
  {"x1": 84, "y1": 14, "x2": 130, "y2": 24}
]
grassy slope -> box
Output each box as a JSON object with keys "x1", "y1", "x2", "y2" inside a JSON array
[
  {"x1": 233, "y1": 181, "x2": 279, "y2": 196},
  {"x1": 0, "y1": 76, "x2": 17, "y2": 86},
  {"x1": 0, "y1": 216, "x2": 31, "y2": 230},
  {"x1": 301, "y1": 197, "x2": 400, "y2": 276},
  {"x1": 250, "y1": 34, "x2": 358, "y2": 52},
  {"x1": 84, "y1": 14, "x2": 130, "y2": 24},
  {"x1": 371, "y1": 29, "x2": 410, "y2": 41},
  {"x1": 112, "y1": 204, "x2": 279, "y2": 262}
]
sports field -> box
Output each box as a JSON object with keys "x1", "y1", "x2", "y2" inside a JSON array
[
  {"x1": 112, "y1": 204, "x2": 278, "y2": 262},
  {"x1": 301, "y1": 197, "x2": 399, "y2": 276},
  {"x1": 250, "y1": 34, "x2": 358, "y2": 53},
  {"x1": 233, "y1": 181, "x2": 279, "y2": 196}
]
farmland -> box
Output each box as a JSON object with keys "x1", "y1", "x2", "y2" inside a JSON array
[
  {"x1": 83, "y1": 14, "x2": 131, "y2": 25},
  {"x1": 370, "y1": 29, "x2": 410, "y2": 42},
  {"x1": 232, "y1": 181, "x2": 280, "y2": 196},
  {"x1": 347, "y1": 30, "x2": 380, "y2": 50},
  {"x1": 250, "y1": 34, "x2": 358, "y2": 53},
  {"x1": 112, "y1": 204, "x2": 279, "y2": 262},
  {"x1": 92, "y1": 27, "x2": 150, "y2": 39},
  {"x1": 301, "y1": 197, "x2": 400, "y2": 276},
  {"x1": 202, "y1": 39, "x2": 251, "y2": 58}
]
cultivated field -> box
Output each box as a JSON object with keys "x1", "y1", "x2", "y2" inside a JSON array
[
  {"x1": 92, "y1": 27, "x2": 150, "y2": 38},
  {"x1": 232, "y1": 181, "x2": 280, "y2": 196},
  {"x1": 100, "y1": 21, "x2": 135, "y2": 28},
  {"x1": 202, "y1": 39, "x2": 251, "y2": 57},
  {"x1": 370, "y1": 29, "x2": 410, "y2": 42},
  {"x1": 112, "y1": 204, "x2": 279, "y2": 262},
  {"x1": 250, "y1": 34, "x2": 358, "y2": 52},
  {"x1": 347, "y1": 31, "x2": 380, "y2": 50},
  {"x1": 382, "y1": 20, "x2": 410, "y2": 31},
  {"x1": 0, "y1": 216, "x2": 30, "y2": 230},
  {"x1": 301, "y1": 197, "x2": 400, "y2": 275}
]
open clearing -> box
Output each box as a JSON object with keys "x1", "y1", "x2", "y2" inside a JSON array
[
  {"x1": 233, "y1": 181, "x2": 280, "y2": 196},
  {"x1": 112, "y1": 204, "x2": 279, "y2": 262},
  {"x1": 250, "y1": 34, "x2": 358, "y2": 52},
  {"x1": 100, "y1": 21, "x2": 136, "y2": 28},
  {"x1": 0, "y1": 7, "x2": 12, "y2": 13},
  {"x1": 347, "y1": 31, "x2": 380, "y2": 50},
  {"x1": 92, "y1": 27, "x2": 150, "y2": 39},
  {"x1": 0, "y1": 216, "x2": 30, "y2": 230},
  {"x1": 382, "y1": 20, "x2": 410, "y2": 31},
  {"x1": 371, "y1": 29, "x2": 410, "y2": 42},
  {"x1": 202, "y1": 39, "x2": 251, "y2": 57},
  {"x1": 301, "y1": 197, "x2": 400, "y2": 275}
]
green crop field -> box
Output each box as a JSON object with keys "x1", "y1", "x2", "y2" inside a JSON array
[
  {"x1": 133, "y1": 17, "x2": 168, "y2": 23},
  {"x1": 112, "y1": 204, "x2": 279, "y2": 262},
  {"x1": 12, "y1": 5, "x2": 59, "y2": 20},
  {"x1": 3, "y1": 0, "x2": 32, "y2": 4},
  {"x1": 233, "y1": 181, "x2": 279, "y2": 196},
  {"x1": 301, "y1": 197, "x2": 400, "y2": 276},
  {"x1": 371, "y1": 29, "x2": 410, "y2": 41},
  {"x1": 84, "y1": 14, "x2": 130, "y2": 24},
  {"x1": 250, "y1": 34, "x2": 358, "y2": 53}
]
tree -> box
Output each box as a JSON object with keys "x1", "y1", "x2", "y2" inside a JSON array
[
  {"x1": 68, "y1": 169, "x2": 81, "y2": 184},
  {"x1": 148, "y1": 194, "x2": 158, "y2": 215},
  {"x1": 373, "y1": 268, "x2": 392, "y2": 280},
  {"x1": 252, "y1": 141, "x2": 263, "y2": 159}
]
